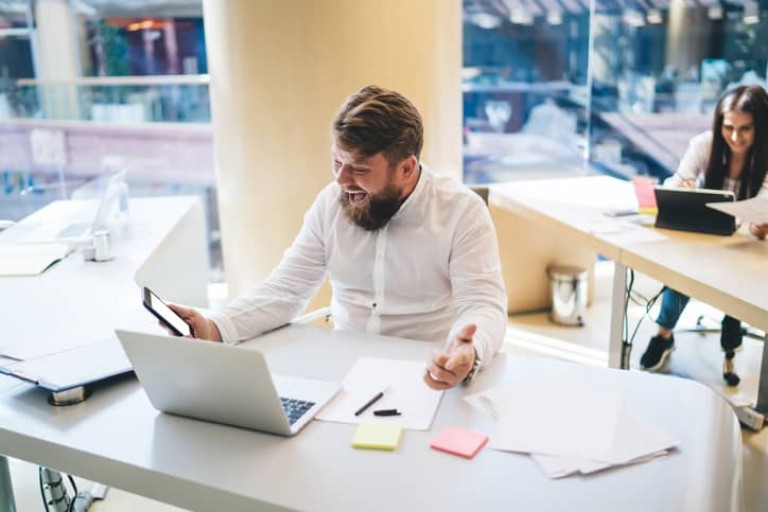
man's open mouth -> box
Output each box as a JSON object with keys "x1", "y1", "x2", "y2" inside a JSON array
[{"x1": 347, "y1": 191, "x2": 368, "y2": 206}]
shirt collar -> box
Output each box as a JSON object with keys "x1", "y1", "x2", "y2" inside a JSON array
[{"x1": 397, "y1": 162, "x2": 428, "y2": 214}]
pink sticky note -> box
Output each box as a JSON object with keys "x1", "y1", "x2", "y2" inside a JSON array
[
  {"x1": 430, "y1": 426, "x2": 489, "y2": 459},
  {"x1": 632, "y1": 177, "x2": 658, "y2": 214}
]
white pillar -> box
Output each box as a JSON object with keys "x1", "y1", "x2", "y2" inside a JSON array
[
  {"x1": 33, "y1": 0, "x2": 81, "y2": 120},
  {"x1": 202, "y1": 0, "x2": 462, "y2": 298}
]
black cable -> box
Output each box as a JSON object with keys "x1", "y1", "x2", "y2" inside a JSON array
[
  {"x1": 39, "y1": 467, "x2": 51, "y2": 512},
  {"x1": 627, "y1": 285, "x2": 665, "y2": 349},
  {"x1": 619, "y1": 268, "x2": 636, "y2": 369},
  {"x1": 624, "y1": 269, "x2": 635, "y2": 344},
  {"x1": 39, "y1": 467, "x2": 71, "y2": 512},
  {"x1": 66, "y1": 474, "x2": 78, "y2": 512}
]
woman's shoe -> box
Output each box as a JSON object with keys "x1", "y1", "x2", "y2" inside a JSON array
[
  {"x1": 640, "y1": 334, "x2": 675, "y2": 371},
  {"x1": 723, "y1": 352, "x2": 740, "y2": 387}
]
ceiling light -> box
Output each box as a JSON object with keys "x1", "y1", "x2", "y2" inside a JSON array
[
  {"x1": 547, "y1": 11, "x2": 563, "y2": 25},
  {"x1": 509, "y1": 11, "x2": 534, "y2": 25},
  {"x1": 623, "y1": 9, "x2": 645, "y2": 27},
  {"x1": 708, "y1": 5, "x2": 723, "y2": 19},
  {"x1": 743, "y1": 2, "x2": 760, "y2": 24},
  {"x1": 466, "y1": 12, "x2": 502, "y2": 29},
  {"x1": 646, "y1": 9, "x2": 662, "y2": 24}
]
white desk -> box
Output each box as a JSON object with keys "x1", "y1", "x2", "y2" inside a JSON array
[
  {"x1": 0, "y1": 196, "x2": 210, "y2": 359},
  {"x1": 0, "y1": 324, "x2": 743, "y2": 511},
  {"x1": 491, "y1": 176, "x2": 768, "y2": 409},
  {"x1": 0, "y1": 196, "x2": 209, "y2": 509}
]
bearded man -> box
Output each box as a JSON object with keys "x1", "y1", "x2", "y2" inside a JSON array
[{"x1": 171, "y1": 86, "x2": 507, "y2": 389}]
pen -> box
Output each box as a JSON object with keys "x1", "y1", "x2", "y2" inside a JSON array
[
  {"x1": 673, "y1": 172, "x2": 697, "y2": 187},
  {"x1": 354, "y1": 390, "x2": 385, "y2": 416},
  {"x1": 373, "y1": 409, "x2": 401, "y2": 417}
]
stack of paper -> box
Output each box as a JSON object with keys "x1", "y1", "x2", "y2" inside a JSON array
[
  {"x1": 0, "y1": 243, "x2": 73, "y2": 277},
  {"x1": 465, "y1": 378, "x2": 679, "y2": 478}
]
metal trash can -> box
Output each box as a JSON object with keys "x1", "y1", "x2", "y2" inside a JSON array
[{"x1": 547, "y1": 265, "x2": 587, "y2": 326}]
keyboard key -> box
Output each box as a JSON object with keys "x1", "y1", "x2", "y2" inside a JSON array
[{"x1": 280, "y1": 397, "x2": 315, "y2": 425}]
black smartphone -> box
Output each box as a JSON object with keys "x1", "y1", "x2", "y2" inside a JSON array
[{"x1": 142, "y1": 287, "x2": 193, "y2": 337}]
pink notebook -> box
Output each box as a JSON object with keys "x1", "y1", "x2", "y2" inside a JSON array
[{"x1": 430, "y1": 426, "x2": 489, "y2": 459}]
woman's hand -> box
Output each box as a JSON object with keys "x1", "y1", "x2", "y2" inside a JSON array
[{"x1": 749, "y1": 222, "x2": 768, "y2": 240}]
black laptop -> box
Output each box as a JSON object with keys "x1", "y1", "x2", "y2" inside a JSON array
[{"x1": 653, "y1": 186, "x2": 736, "y2": 236}]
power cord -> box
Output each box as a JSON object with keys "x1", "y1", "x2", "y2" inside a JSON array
[
  {"x1": 39, "y1": 467, "x2": 71, "y2": 512},
  {"x1": 620, "y1": 269, "x2": 634, "y2": 368},
  {"x1": 621, "y1": 269, "x2": 665, "y2": 369},
  {"x1": 39, "y1": 467, "x2": 104, "y2": 512}
]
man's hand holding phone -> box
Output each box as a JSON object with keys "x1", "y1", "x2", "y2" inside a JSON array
[
  {"x1": 167, "y1": 303, "x2": 223, "y2": 342},
  {"x1": 142, "y1": 287, "x2": 195, "y2": 337}
]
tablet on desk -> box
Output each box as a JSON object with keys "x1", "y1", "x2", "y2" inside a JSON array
[
  {"x1": 0, "y1": 338, "x2": 132, "y2": 392},
  {"x1": 654, "y1": 186, "x2": 736, "y2": 235}
]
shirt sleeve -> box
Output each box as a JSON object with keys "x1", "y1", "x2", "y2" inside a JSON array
[
  {"x1": 447, "y1": 194, "x2": 508, "y2": 368},
  {"x1": 666, "y1": 131, "x2": 711, "y2": 187},
  {"x1": 209, "y1": 191, "x2": 330, "y2": 343}
]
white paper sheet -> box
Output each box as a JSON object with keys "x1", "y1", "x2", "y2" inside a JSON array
[
  {"x1": 530, "y1": 406, "x2": 679, "y2": 478},
  {"x1": 465, "y1": 379, "x2": 624, "y2": 460},
  {"x1": 316, "y1": 356, "x2": 443, "y2": 430},
  {"x1": 585, "y1": 220, "x2": 668, "y2": 244},
  {"x1": 465, "y1": 381, "x2": 680, "y2": 479},
  {"x1": 707, "y1": 196, "x2": 768, "y2": 225},
  {"x1": 0, "y1": 243, "x2": 73, "y2": 277}
]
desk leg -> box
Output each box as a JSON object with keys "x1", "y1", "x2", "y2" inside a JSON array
[
  {"x1": 755, "y1": 333, "x2": 768, "y2": 415},
  {"x1": 608, "y1": 262, "x2": 627, "y2": 369},
  {"x1": 0, "y1": 456, "x2": 17, "y2": 512}
]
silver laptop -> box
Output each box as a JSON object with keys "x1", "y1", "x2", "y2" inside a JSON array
[{"x1": 115, "y1": 329, "x2": 340, "y2": 436}]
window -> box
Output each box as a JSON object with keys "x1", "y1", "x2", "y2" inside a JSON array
[{"x1": 462, "y1": 0, "x2": 768, "y2": 185}]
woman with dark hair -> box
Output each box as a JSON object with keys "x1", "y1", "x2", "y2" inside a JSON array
[{"x1": 640, "y1": 85, "x2": 768, "y2": 386}]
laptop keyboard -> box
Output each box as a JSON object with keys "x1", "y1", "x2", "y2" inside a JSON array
[{"x1": 280, "y1": 397, "x2": 316, "y2": 425}]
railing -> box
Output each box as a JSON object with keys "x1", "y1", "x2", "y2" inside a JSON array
[{"x1": 1, "y1": 75, "x2": 211, "y2": 124}]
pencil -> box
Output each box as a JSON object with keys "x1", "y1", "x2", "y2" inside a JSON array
[{"x1": 354, "y1": 390, "x2": 385, "y2": 416}]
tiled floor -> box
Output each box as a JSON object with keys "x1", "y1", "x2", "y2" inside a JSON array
[{"x1": 8, "y1": 262, "x2": 768, "y2": 511}]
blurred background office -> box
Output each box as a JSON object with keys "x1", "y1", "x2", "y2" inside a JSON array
[{"x1": 0, "y1": 0, "x2": 766, "y2": 288}]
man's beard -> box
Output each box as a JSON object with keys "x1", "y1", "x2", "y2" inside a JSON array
[{"x1": 340, "y1": 183, "x2": 404, "y2": 231}]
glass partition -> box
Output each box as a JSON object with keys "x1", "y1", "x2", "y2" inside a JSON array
[
  {"x1": 0, "y1": 0, "x2": 221, "y2": 279},
  {"x1": 462, "y1": 0, "x2": 768, "y2": 185},
  {"x1": 463, "y1": 0, "x2": 591, "y2": 183},
  {"x1": 589, "y1": 0, "x2": 767, "y2": 182}
]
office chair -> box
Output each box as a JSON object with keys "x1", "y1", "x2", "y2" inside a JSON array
[
  {"x1": 678, "y1": 315, "x2": 764, "y2": 342},
  {"x1": 676, "y1": 314, "x2": 764, "y2": 387}
]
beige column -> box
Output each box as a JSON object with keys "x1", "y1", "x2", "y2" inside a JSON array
[
  {"x1": 33, "y1": 0, "x2": 81, "y2": 120},
  {"x1": 202, "y1": 0, "x2": 462, "y2": 300},
  {"x1": 665, "y1": 0, "x2": 710, "y2": 81}
]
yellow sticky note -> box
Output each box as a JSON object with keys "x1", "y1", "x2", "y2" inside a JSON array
[{"x1": 351, "y1": 422, "x2": 403, "y2": 451}]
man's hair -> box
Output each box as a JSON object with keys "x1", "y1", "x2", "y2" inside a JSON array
[
  {"x1": 333, "y1": 85, "x2": 423, "y2": 166},
  {"x1": 706, "y1": 84, "x2": 768, "y2": 199}
]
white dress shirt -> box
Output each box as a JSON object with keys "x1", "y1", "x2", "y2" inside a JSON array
[{"x1": 209, "y1": 166, "x2": 508, "y2": 367}]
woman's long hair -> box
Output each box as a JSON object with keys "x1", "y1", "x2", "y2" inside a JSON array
[{"x1": 704, "y1": 85, "x2": 768, "y2": 199}]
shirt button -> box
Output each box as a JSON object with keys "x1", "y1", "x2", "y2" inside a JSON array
[{"x1": 372, "y1": 302, "x2": 377, "y2": 308}]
